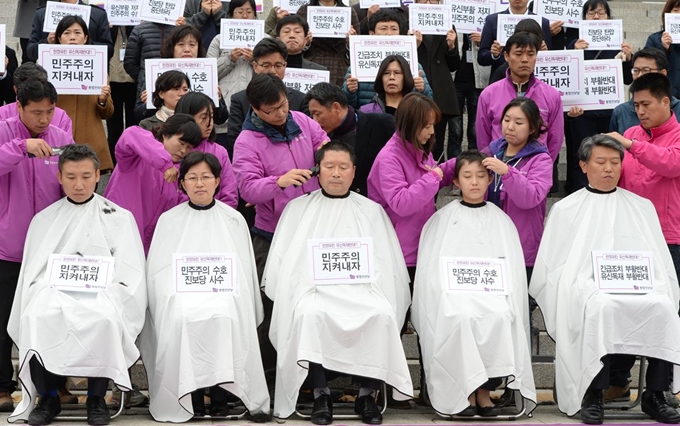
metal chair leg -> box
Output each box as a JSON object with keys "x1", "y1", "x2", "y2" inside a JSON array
[
  {"x1": 604, "y1": 356, "x2": 651, "y2": 419},
  {"x1": 53, "y1": 391, "x2": 126, "y2": 422},
  {"x1": 436, "y1": 390, "x2": 528, "y2": 421}
]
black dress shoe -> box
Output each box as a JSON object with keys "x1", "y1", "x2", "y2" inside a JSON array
[
  {"x1": 311, "y1": 394, "x2": 333, "y2": 425},
  {"x1": 191, "y1": 390, "x2": 206, "y2": 417},
  {"x1": 477, "y1": 404, "x2": 501, "y2": 417},
  {"x1": 456, "y1": 405, "x2": 477, "y2": 416},
  {"x1": 666, "y1": 391, "x2": 680, "y2": 409},
  {"x1": 209, "y1": 398, "x2": 230, "y2": 417},
  {"x1": 28, "y1": 394, "x2": 61, "y2": 425},
  {"x1": 642, "y1": 390, "x2": 680, "y2": 423},
  {"x1": 354, "y1": 395, "x2": 382, "y2": 425},
  {"x1": 86, "y1": 396, "x2": 110, "y2": 425},
  {"x1": 580, "y1": 389, "x2": 604, "y2": 425}
]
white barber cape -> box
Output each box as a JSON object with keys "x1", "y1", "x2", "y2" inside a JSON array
[
  {"x1": 7, "y1": 194, "x2": 147, "y2": 423},
  {"x1": 529, "y1": 187, "x2": 680, "y2": 416},
  {"x1": 412, "y1": 200, "x2": 536, "y2": 416},
  {"x1": 263, "y1": 190, "x2": 413, "y2": 418},
  {"x1": 140, "y1": 200, "x2": 269, "y2": 422}
]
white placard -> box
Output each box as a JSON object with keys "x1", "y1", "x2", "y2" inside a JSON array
[
  {"x1": 104, "y1": 0, "x2": 141, "y2": 26},
  {"x1": 38, "y1": 44, "x2": 108, "y2": 95},
  {"x1": 272, "y1": 0, "x2": 306, "y2": 14},
  {"x1": 409, "y1": 3, "x2": 451, "y2": 35},
  {"x1": 579, "y1": 19, "x2": 623, "y2": 50},
  {"x1": 219, "y1": 19, "x2": 264, "y2": 49},
  {"x1": 0, "y1": 25, "x2": 5, "y2": 75},
  {"x1": 535, "y1": 0, "x2": 584, "y2": 29},
  {"x1": 592, "y1": 251, "x2": 654, "y2": 294},
  {"x1": 534, "y1": 50, "x2": 583, "y2": 99},
  {"x1": 172, "y1": 253, "x2": 240, "y2": 293},
  {"x1": 360, "y1": 0, "x2": 401, "y2": 7},
  {"x1": 665, "y1": 14, "x2": 680, "y2": 44},
  {"x1": 47, "y1": 254, "x2": 115, "y2": 293},
  {"x1": 563, "y1": 59, "x2": 624, "y2": 111},
  {"x1": 442, "y1": 257, "x2": 509, "y2": 295},
  {"x1": 284, "y1": 68, "x2": 330, "y2": 93},
  {"x1": 349, "y1": 35, "x2": 419, "y2": 82},
  {"x1": 308, "y1": 238, "x2": 374, "y2": 285},
  {"x1": 139, "y1": 0, "x2": 186, "y2": 25},
  {"x1": 145, "y1": 58, "x2": 219, "y2": 108},
  {"x1": 307, "y1": 7, "x2": 352, "y2": 39},
  {"x1": 43, "y1": 2, "x2": 91, "y2": 33},
  {"x1": 451, "y1": 0, "x2": 497, "y2": 34},
  {"x1": 497, "y1": 14, "x2": 542, "y2": 46}
]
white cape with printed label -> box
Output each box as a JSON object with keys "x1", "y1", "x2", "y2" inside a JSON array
[
  {"x1": 529, "y1": 188, "x2": 680, "y2": 416},
  {"x1": 7, "y1": 194, "x2": 147, "y2": 423},
  {"x1": 140, "y1": 201, "x2": 269, "y2": 421},
  {"x1": 263, "y1": 190, "x2": 413, "y2": 418},
  {"x1": 412, "y1": 200, "x2": 536, "y2": 416}
]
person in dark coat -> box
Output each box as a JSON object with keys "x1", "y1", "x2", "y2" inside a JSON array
[
  {"x1": 13, "y1": 0, "x2": 47, "y2": 63},
  {"x1": 0, "y1": 47, "x2": 19, "y2": 106},
  {"x1": 275, "y1": 15, "x2": 327, "y2": 71},
  {"x1": 124, "y1": 21, "x2": 178, "y2": 96},
  {"x1": 351, "y1": 2, "x2": 409, "y2": 35},
  {"x1": 645, "y1": 0, "x2": 680, "y2": 99},
  {"x1": 183, "y1": 0, "x2": 229, "y2": 49}
]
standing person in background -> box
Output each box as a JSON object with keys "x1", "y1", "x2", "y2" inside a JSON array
[
  {"x1": 0, "y1": 48, "x2": 19, "y2": 106},
  {"x1": 360, "y1": 55, "x2": 414, "y2": 115},
  {"x1": 275, "y1": 15, "x2": 328, "y2": 71},
  {"x1": 107, "y1": 26, "x2": 137, "y2": 165},
  {"x1": 184, "y1": 0, "x2": 229, "y2": 48},
  {"x1": 13, "y1": 0, "x2": 46, "y2": 63},
  {"x1": 351, "y1": 2, "x2": 408, "y2": 35},
  {"x1": 646, "y1": 0, "x2": 680, "y2": 99}
]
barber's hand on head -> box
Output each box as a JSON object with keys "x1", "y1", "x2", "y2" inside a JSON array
[
  {"x1": 26, "y1": 139, "x2": 53, "y2": 159},
  {"x1": 140, "y1": 90, "x2": 148, "y2": 104},
  {"x1": 605, "y1": 131, "x2": 633, "y2": 149},
  {"x1": 482, "y1": 157, "x2": 509, "y2": 175},
  {"x1": 662, "y1": 32, "x2": 673, "y2": 51},
  {"x1": 47, "y1": 32, "x2": 56, "y2": 44},
  {"x1": 567, "y1": 106, "x2": 584, "y2": 118},
  {"x1": 469, "y1": 32, "x2": 482, "y2": 44},
  {"x1": 275, "y1": 6, "x2": 289, "y2": 20},
  {"x1": 574, "y1": 39, "x2": 589, "y2": 50},
  {"x1": 99, "y1": 85, "x2": 111, "y2": 104},
  {"x1": 164, "y1": 167, "x2": 179, "y2": 183},
  {"x1": 621, "y1": 42, "x2": 633, "y2": 61},
  {"x1": 346, "y1": 74, "x2": 359, "y2": 93},
  {"x1": 446, "y1": 29, "x2": 457, "y2": 51},
  {"x1": 175, "y1": 16, "x2": 186, "y2": 26},
  {"x1": 490, "y1": 40, "x2": 502, "y2": 57},
  {"x1": 367, "y1": 4, "x2": 380, "y2": 18},
  {"x1": 414, "y1": 70, "x2": 425, "y2": 93},
  {"x1": 550, "y1": 20, "x2": 564, "y2": 36},
  {"x1": 277, "y1": 168, "x2": 313, "y2": 189}
]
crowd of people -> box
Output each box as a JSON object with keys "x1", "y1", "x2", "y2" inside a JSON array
[{"x1": 3, "y1": 0, "x2": 680, "y2": 425}]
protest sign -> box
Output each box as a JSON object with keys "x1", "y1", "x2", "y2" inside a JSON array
[
  {"x1": 535, "y1": 0, "x2": 585, "y2": 28},
  {"x1": 666, "y1": 13, "x2": 680, "y2": 44},
  {"x1": 283, "y1": 68, "x2": 330, "y2": 93},
  {"x1": 441, "y1": 257, "x2": 509, "y2": 295},
  {"x1": 451, "y1": 0, "x2": 497, "y2": 34},
  {"x1": 39, "y1": 44, "x2": 108, "y2": 95},
  {"x1": 409, "y1": 3, "x2": 452, "y2": 35},
  {"x1": 359, "y1": 0, "x2": 401, "y2": 7},
  {"x1": 579, "y1": 19, "x2": 623, "y2": 50},
  {"x1": 497, "y1": 14, "x2": 542, "y2": 45},
  {"x1": 219, "y1": 19, "x2": 264, "y2": 49},
  {"x1": 145, "y1": 58, "x2": 219, "y2": 108},
  {"x1": 307, "y1": 6, "x2": 352, "y2": 39},
  {"x1": 349, "y1": 35, "x2": 419, "y2": 82},
  {"x1": 139, "y1": 0, "x2": 186, "y2": 25},
  {"x1": 563, "y1": 59, "x2": 625, "y2": 111},
  {"x1": 534, "y1": 50, "x2": 583, "y2": 99},
  {"x1": 173, "y1": 253, "x2": 240, "y2": 293},
  {"x1": 104, "y1": 0, "x2": 141, "y2": 26},
  {"x1": 592, "y1": 251, "x2": 654, "y2": 294},
  {"x1": 272, "y1": 0, "x2": 307, "y2": 14},
  {"x1": 43, "y1": 2, "x2": 91, "y2": 33},
  {"x1": 309, "y1": 238, "x2": 374, "y2": 285},
  {"x1": 47, "y1": 254, "x2": 115, "y2": 294},
  {"x1": 0, "y1": 25, "x2": 5, "y2": 75}
]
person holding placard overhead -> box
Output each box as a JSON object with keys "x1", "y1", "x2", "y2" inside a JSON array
[
  {"x1": 26, "y1": 0, "x2": 113, "y2": 63},
  {"x1": 7, "y1": 144, "x2": 147, "y2": 426},
  {"x1": 563, "y1": 0, "x2": 633, "y2": 195},
  {"x1": 530, "y1": 134, "x2": 680, "y2": 425},
  {"x1": 184, "y1": 0, "x2": 230, "y2": 48},
  {"x1": 412, "y1": 150, "x2": 536, "y2": 417},
  {"x1": 53, "y1": 15, "x2": 114, "y2": 173},
  {"x1": 645, "y1": 0, "x2": 680, "y2": 99}
]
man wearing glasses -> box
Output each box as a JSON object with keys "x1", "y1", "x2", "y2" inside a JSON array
[{"x1": 610, "y1": 48, "x2": 680, "y2": 134}]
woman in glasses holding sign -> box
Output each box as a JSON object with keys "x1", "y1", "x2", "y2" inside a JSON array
[
  {"x1": 142, "y1": 151, "x2": 270, "y2": 422},
  {"x1": 564, "y1": 0, "x2": 633, "y2": 195},
  {"x1": 53, "y1": 15, "x2": 114, "y2": 173},
  {"x1": 360, "y1": 55, "x2": 414, "y2": 116}
]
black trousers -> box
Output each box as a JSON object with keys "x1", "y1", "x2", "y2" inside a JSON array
[
  {"x1": 29, "y1": 357, "x2": 108, "y2": 397},
  {"x1": 0, "y1": 260, "x2": 20, "y2": 393},
  {"x1": 592, "y1": 355, "x2": 670, "y2": 392},
  {"x1": 307, "y1": 362, "x2": 381, "y2": 391},
  {"x1": 432, "y1": 113, "x2": 456, "y2": 162},
  {"x1": 449, "y1": 86, "x2": 481, "y2": 155},
  {"x1": 565, "y1": 114, "x2": 611, "y2": 195},
  {"x1": 106, "y1": 81, "x2": 138, "y2": 165},
  {"x1": 252, "y1": 234, "x2": 276, "y2": 390},
  {"x1": 19, "y1": 39, "x2": 31, "y2": 64}
]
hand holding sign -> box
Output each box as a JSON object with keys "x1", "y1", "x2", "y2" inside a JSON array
[
  {"x1": 446, "y1": 29, "x2": 457, "y2": 51},
  {"x1": 414, "y1": 70, "x2": 425, "y2": 93}
]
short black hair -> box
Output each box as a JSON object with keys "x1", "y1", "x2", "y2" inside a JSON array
[
  {"x1": 58, "y1": 144, "x2": 100, "y2": 172},
  {"x1": 152, "y1": 113, "x2": 203, "y2": 148},
  {"x1": 152, "y1": 70, "x2": 191, "y2": 109},
  {"x1": 227, "y1": 0, "x2": 257, "y2": 17},
  {"x1": 175, "y1": 92, "x2": 216, "y2": 141},
  {"x1": 504, "y1": 32, "x2": 541, "y2": 53},
  {"x1": 179, "y1": 151, "x2": 222, "y2": 195},
  {"x1": 632, "y1": 47, "x2": 669, "y2": 72},
  {"x1": 276, "y1": 15, "x2": 309, "y2": 37},
  {"x1": 305, "y1": 82, "x2": 348, "y2": 108},
  {"x1": 454, "y1": 150, "x2": 489, "y2": 179},
  {"x1": 17, "y1": 80, "x2": 58, "y2": 107},
  {"x1": 161, "y1": 25, "x2": 206, "y2": 59},
  {"x1": 54, "y1": 15, "x2": 90, "y2": 45},
  {"x1": 253, "y1": 38, "x2": 288, "y2": 62},
  {"x1": 246, "y1": 73, "x2": 288, "y2": 110},
  {"x1": 374, "y1": 55, "x2": 414, "y2": 96},
  {"x1": 630, "y1": 72, "x2": 673, "y2": 102},
  {"x1": 368, "y1": 10, "x2": 401, "y2": 33},
  {"x1": 514, "y1": 19, "x2": 542, "y2": 40},
  {"x1": 315, "y1": 140, "x2": 357, "y2": 166},
  {"x1": 14, "y1": 62, "x2": 48, "y2": 87}
]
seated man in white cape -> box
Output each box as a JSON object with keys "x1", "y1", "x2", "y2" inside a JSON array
[
  {"x1": 141, "y1": 151, "x2": 270, "y2": 422},
  {"x1": 7, "y1": 144, "x2": 147, "y2": 426},
  {"x1": 530, "y1": 134, "x2": 680, "y2": 425},
  {"x1": 412, "y1": 150, "x2": 536, "y2": 417},
  {"x1": 263, "y1": 141, "x2": 413, "y2": 425}
]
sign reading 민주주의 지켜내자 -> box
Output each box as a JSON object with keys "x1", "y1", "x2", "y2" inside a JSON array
[
  {"x1": 39, "y1": 44, "x2": 108, "y2": 95},
  {"x1": 309, "y1": 238, "x2": 375, "y2": 286}
]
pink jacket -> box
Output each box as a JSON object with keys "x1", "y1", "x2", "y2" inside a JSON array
[
  {"x1": 232, "y1": 111, "x2": 328, "y2": 234},
  {"x1": 476, "y1": 72, "x2": 564, "y2": 161},
  {"x1": 620, "y1": 114, "x2": 680, "y2": 244},
  {"x1": 367, "y1": 133, "x2": 456, "y2": 266},
  {"x1": 0, "y1": 117, "x2": 74, "y2": 262},
  {"x1": 104, "y1": 126, "x2": 183, "y2": 254},
  {"x1": 0, "y1": 102, "x2": 73, "y2": 135},
  {"x1": 182, "y1": 139, "x2": 238, "y2": 209}
]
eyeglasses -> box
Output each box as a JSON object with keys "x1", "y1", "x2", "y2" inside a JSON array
[
  {"x1": 255, "y1": 61, "x2": 287, "y2": 71},
  {"x1": 586, "y1": 10, "x2": 608, "y2": 17},
  {"x1": 416, "y1": 0, "x2": 440, "y2": 3},
  {"x1": 631, "y1": 67, "x2": 661, "y2": 76},
  {"x1": 383, "y1": 70, "x2": 404, "y2": 77},
  {"x1": 183, "y1": 175, "x2": 216, "y2": 184},
  {"x1": 260, "y1": 99, "x2": 289, "y2": 115}
]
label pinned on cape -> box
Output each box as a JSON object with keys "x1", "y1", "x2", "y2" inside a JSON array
[
  {"x1": 308, "y1": 238, "x2": 374, "y2": 285},
  {"x1": 592, "y1": 251, "x2": 654, "y2": 294},
  {"x1": 172, "y1": 253, "x2": 239, "y2": 293},
  {"x1": 441, "y1": 256, "x2": 508, "y2": 295},
  {"x1": 47, "y1": 254, "x2": 115, "y2": 293}
]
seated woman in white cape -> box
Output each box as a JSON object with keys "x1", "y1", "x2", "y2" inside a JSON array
[
  {"x1": 8, "y1": 145, "x2": 147, "y2": 426},
  {"x1": 412, "y1": 151, "x2": 537, "y2": 417},
  {"x1": 141, "y1": 151, "x2": 270, "y2": 423},
  {"x1": 529, "y1": 135, "x2": 680, "y2": 425},
  {"x1": 263, "y1": 142, "x2": 413, "y2": 425}
]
